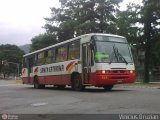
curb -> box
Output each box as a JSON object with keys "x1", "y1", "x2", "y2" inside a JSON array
[{"x1": 116, "y1": 83, "x2": 160, "y2": 89}]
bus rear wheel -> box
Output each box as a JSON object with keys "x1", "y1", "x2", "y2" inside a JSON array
[
  {"x1": 72, "y1": 74, "x2": 84, "y2": 91},
  {"x1": 56, "y1": 85, "x2": 66, "y2": 89},
  {"x1": 103, "y1": 85, "x2": 113, "y2": 91},
  {"x1": 34, "y1": 76, "x2": 45, "y2": 89}
]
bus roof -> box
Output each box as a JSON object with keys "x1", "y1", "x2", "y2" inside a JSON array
[{"x1": 23, "y1": 33, "x2": 125, "y2": 57}]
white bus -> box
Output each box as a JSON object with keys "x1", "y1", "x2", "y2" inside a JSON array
[{"x1": 22, "y1": 33, "x2": 136, "y2": 91}]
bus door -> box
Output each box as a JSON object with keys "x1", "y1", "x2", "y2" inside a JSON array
[
  {"x1": 27, "y1": 57, "x2": 34, "y2": 83},
  {"x1": 82, "y1": 43, "x2": 92, "y2": 84}
]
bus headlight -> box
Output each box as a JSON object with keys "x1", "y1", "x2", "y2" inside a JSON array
[
  {"x1": 102, "y1": 70, "x2": 105, "y2": 74},
  {"x1": 130, "y1": 70, "x2": 133, "y2": 73}
]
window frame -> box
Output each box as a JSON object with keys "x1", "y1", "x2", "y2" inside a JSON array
[
  {"x1": 68, "y1": 40, "x2": 80, "y2": 60},
  {"x1": 37, "y1": 52, "x2": 45, "y2": 65},
  {"x1": 45, "y1": 48, "x2": 56, "y2": 64},
  {"x1": 56, "y1": 44, "x2": 68, "y2": 62},
  {"x1": 27, "y1": 39, "x2": 81, "y2": 66}
]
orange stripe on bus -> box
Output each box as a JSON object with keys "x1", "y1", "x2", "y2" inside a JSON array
[
  {"x1": 67, "y1": 63, "x2": 76, "y2": 73},
  {"x1": 66, "y1": 61, "x2": 75, "y2": 70}
]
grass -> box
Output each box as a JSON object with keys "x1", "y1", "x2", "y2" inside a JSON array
[{"x1": 8, "y1": 79, "x2": 22, "y2": 84}]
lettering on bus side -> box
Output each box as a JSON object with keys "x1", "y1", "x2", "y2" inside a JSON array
[{"x1": 40, "y1": 65, "x2": 64, "y2": 73}]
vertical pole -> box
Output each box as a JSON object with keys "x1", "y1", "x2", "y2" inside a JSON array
[{"x1": 17, "y1": 64, "x2": 19, "y2": 79}]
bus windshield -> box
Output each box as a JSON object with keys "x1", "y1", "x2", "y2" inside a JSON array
[{"x1": 93, "y1": 36, "x2": 133, "y2": 63}]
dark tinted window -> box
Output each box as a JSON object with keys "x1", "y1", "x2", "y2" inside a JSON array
[{"x1": 68, "y1": 40, "x2": 80, "y2": 60}]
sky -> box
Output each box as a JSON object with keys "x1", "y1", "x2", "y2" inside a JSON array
[{"x1": 0, "y1": 0, "x2": 141, "y2": 46}]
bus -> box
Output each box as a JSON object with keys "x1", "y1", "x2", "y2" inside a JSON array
[{"x1": 22, "y1": 33, "x2": 136, "y2": 91}]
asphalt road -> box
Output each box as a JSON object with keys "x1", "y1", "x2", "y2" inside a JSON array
[{"x1": 0, "y1": 81, "x2": 160, "y2": 119}]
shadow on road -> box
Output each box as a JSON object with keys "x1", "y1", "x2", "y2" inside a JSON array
[{"x1": 25, "y1": 85, "x2": 132, "y2": 93}]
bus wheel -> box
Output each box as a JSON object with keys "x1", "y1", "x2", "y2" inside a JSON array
[
  {"x1": 34, "y1": 76, "x2": 45, "y2": 89},
  {"x1": 56, "y1": 85, "x2": 66, "y2": 89},
  {"x1": 73, "y1": 74, "x2": 84, "y2": 91},
  {"x1": 103, "y1": 85, "x2": 113, "y2": 91}
]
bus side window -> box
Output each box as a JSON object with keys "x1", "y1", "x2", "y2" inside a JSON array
[
  {"x1": 22, "y1": 58, "x2": 27, "y2": 68},
  {"x1": 37, "y1": 52, "x2": 45, "y2": 65},
  {"x1": 46, "y1": 49, "x2": 56, "y2": 64},
  {"x1": 34, "y1": 54, "x2": 38, "y2": 65},
  {"x1": 44, "y1": 51, "x2": 49, "y2": 64},
  {"x1": 52, "y1": 49, "x2": 56, "y2": 63},
  {"x1": 91, "y1": 49, "x2": 94, "y2": 66},
  {"x1": 56, "y1": 45, "x2": 68, "y2": 62},
  {"x1": 56, "y1": 47, "x2": 61, "y2": 62},
  {"x1": 68, "y1": 40, "x2": 80, "y2": 60},
  {"x1": 61, "y1": 45, "x2": 68, "y2": 61}
]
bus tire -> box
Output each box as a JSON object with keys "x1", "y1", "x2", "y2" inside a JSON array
[
  {"x1": 103, "y1": 85, "x2": 113, "y2": 91},
  {"x1": 72, "y1": 74, "x2": 84, "y2": 91},
  {"x1": 34, "y1": 76, "x2": 45, "y2": 89},
  {"x1": 56, "y1": 85, "x2": 66, "y2": 89}
]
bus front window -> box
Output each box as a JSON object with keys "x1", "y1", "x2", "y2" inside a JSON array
[
  {"x1": 95, "y1": 42, "x2": 115, "y2": 63},
  {"x1": 94, "y1": 38, "x2": 133, "y2": 63}
]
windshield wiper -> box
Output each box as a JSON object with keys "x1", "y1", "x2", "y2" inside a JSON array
[{"x1": 113, "y1": 45, "x2": 128, "y2": 64}]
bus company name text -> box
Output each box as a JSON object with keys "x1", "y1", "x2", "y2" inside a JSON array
[{"x1": 40, "y1": 65, "x2": 64, "y2": 73}]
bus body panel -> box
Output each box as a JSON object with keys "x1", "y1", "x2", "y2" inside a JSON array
[
  {"x1": 87, "y1": 63, "x2": 136, "y2": 86},
  {"x1": 22, "y1": 33, "x2": 136, "y2": 88},
  {"x1": 22, "y1": 59, "x2": 82, "y2": 85},
  {"x1": 89, "y1": 71, "x2": 136, "y2": 86}
]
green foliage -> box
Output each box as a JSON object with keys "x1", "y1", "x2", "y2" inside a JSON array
[
  {"x1": 141, "y1": 0, "x2": 160, "y2": 83},
  {"x1": 116, "y1": 0, "x2": 160, "y2": 82},
  {"x1": 30, "y1": 33, "x2": 57, "y2": 52},
  {"x1": 0, "y1": 44, "x2": 24, "y2": 78},
  {"x1": 44, "y1": 0, "x2": 122, "y2": 41},
  {"x1": 30, "y1": 0, "x2": 160, "y2": 83},
  {"x1": 117, "y1": 3, "x2": 144, "y2": 46}
]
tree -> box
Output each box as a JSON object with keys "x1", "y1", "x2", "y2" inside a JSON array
[
  {"x1": 142, "y1": 0, "x2": 160, "y2": 83},
  {"x1": 117, "y1": 3, "x2": 143, "y2": 44},
  {"x1": 44, "y1": 0, "x2": 122, "y2": 41},
  {"x1": 30, "y1": 33, "x2": 58, "y2": 52},
  {"x1": 116, "y1": 3, "x2": 146, "y2": 82},
  {"x1": 117, "y1": 0, "x2": 160, "y2": 83},
  {"x1": 152, "y1": 35, "x2": 160, "y2": 67},
  {"x1": 0, "y1": 44, "x2": 24, "y2": 79}
]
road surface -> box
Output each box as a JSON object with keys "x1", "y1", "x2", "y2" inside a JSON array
[{"x1": 0, "y1": 80, "x2": 160, "y2": 119}]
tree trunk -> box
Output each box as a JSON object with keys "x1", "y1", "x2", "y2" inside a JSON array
[
  {"x1": 3, "y1": 73, "x2": 6, "y2": 79},
  {"x1": 144, "y1": 41, "x2": 151, "y2": 83},
  {"x1": 143, "y1": 3, "x2": 152, "y2": 83}
]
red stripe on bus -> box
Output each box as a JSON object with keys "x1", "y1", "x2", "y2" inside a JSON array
[{"x1": 66, "y1": 61, "x2": 75, "y2": 70}]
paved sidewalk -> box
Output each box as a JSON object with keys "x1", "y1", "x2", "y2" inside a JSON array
[
  {"x1": 116, "y1": 82, "x2": 160, "y2": 89},
  {"x1": 0, "y1": 79, "x2": 22, "y2": 85}
]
